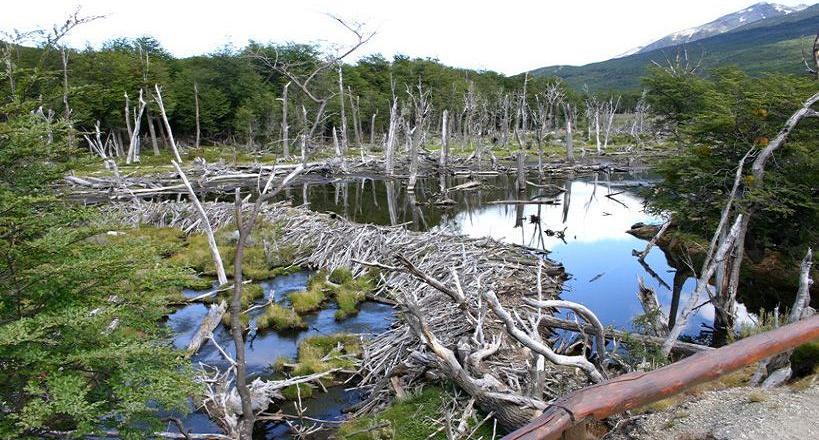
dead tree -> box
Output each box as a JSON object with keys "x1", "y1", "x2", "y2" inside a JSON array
[
  {"x1": 405, "y1": 82, "x2": 431, "y2": 191},
  {"x1": 562, "y1": 102, "x2": 575, "y2": 162},
  {"x1": 279, "y1": 82, "x2": 290, "y2": 158},
  {"x1": 440, "y1": 109, "x2": 449, "y2": 169},
  {"x1": 172, "y1": 161, "x2": 228, "y2": 285},
  {"x1": 601, "y1": 95, "x2": 620, "y2": 149},
  {"x1": 228, "y1": 165, "x2": 304, "y2": 439},
  {"x1": 252, "y1": 16, "x2": 373, "y2": 162},
  {"x1": 126, "y1": 90, "x2": 147, "y2": 164},
  {"x1": 194, "y1": 82, "x2": 201, "y2": 149},
  {"x1": 750, "y1": 248, "x2": 814, "y2": 387},
  {"x1": 154, "y1": 84, "x2": 183, "y2": 163},
  {"x1": 146, "y1": 106, "x2": 160, "y2": 155},
  {"x1": 337, "y1": 65, "x2": 349, "y2": 154},
  {"x1": 385, "y1": 83, "x2": 399, "y2": 175}
]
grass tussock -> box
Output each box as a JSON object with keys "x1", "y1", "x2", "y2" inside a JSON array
[
  {"x1": 289, "y1": 283, "x2": 327, "y2": 314},
  {"x1": 291, "y1": 334, "x2": 361, "y2": 376},
  {"x1": 169, "y1": 222, "x2": 299, "y2": 281},
  {"x1": 256, "y1": 304, "x2": 305, "y2": 331}
]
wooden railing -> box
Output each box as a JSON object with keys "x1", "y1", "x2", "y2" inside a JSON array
[{"x1": 503, "y1": 315, "x2": 819, "y2": 440}]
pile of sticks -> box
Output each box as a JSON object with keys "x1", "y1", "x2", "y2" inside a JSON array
[{"x1": 102, "y1": 200, "x2": 614, "y2": 430}]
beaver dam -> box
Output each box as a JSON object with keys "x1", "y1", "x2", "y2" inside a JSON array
[{"x1": 73, "y1": 160, "x2": 746, "y2": 439}]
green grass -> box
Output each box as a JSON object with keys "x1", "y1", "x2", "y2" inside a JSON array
[
  {"x1": 334, "y1": 286, "x2": 366, "y2": 320},
  {"x1": 336, "y1": 386, "x2": 496, "y2": 440},
  {"x1": 289, "y1": 284, "x2": 327, "y2": 314},
  {"x1": 291, "y1": 334, "x2": 361, "y2": 376},
  {"x1": 256, "y1": 304, "x2": 306, "y2": 331},
  {"x1": 168, "y1": 222, "x2": 300, "y2": 282}
]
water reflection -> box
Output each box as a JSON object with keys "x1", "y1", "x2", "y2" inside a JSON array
[{"x1": 278, "y1": 173, "x2": 754, "y2": 341}]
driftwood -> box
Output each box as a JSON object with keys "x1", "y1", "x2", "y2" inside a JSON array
[{"x1": 185, "y1": 301, "x2": 227, "y2": 358}]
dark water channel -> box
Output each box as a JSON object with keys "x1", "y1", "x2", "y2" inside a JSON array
[{"x1": 167, "y1": 171, "x2": 755, "y2": 437}]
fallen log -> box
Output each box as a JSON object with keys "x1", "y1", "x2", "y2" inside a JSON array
[
  {"x1": 538, "y1": 315, "x2": 708, "y2": 356},
  {"x1": 186, "y1": 301, "x2": 227, "y2": 358},
  {"x1": 504, "y1": 314, "x2": 819, "y2": 440}
]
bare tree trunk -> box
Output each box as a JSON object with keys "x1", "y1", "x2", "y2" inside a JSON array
[
  {"x1": 280, "y1": 82, "x2": 290, "y2": 158},
  {"x1": 126, "y1": 91, "x2": 147, "y2": 164},
  {"x1": 60, "y1": 47, "x2": 75, "y2": 149},
  {"x1": 440, "y1": 110, "x2": 449, "y2": 169},
  {"x1": 333, "y1": 126, "x2": 347, "y2": 172},
  {"x1": 194, "y1": 82, "x2": 201, "y2": 149},
  {"x1": 146, "y1": 107, "x2": 160, "y2": 155},
  {"x1": 349, "y1": 88, "x2": 363, "y2": 148},
  {"x1": 337, "y1": 66, "x2": 349, "y2": 155},
  {"x1": 516, "y1": 151, "x2": 526, "y2": 192},
  {"x1": 124, "y1": 92, "x2": 134, "y2": 149},
  {"x1": 154, "y1": 84, "x2": 183, "y2": 163},
  {"x1": 230, "y1": 190, "x2": 254, "y2": 440},
  {"x1": 385, "y1": 99, "x2": 398, "y2": 175},
  {"x1": 172, "y1": 161, "x2": 228, "y2": 285},
  {"x1": 369, "y1": 112, "x2": 377, "y2": 146},
  {"x1": 564, "y1": 104, "x2": 574, "y2": 162}
]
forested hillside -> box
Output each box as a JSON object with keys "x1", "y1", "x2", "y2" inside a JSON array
[{"x1": 532, "y1": 4, "x2": 819, "y2": 91}]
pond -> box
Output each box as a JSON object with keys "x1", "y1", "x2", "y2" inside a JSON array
[
  {"x1": 281, "y1": 171, "x2": 754, "y2": 339},
  {"x1": 167, "y1": 170, "x2": 754, "y2": 437},
  {"x1": 166, "y1": 272, "x2": 394, "y2": 436}
]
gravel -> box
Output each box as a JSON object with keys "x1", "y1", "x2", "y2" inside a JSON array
[{"x1": 606, "y1": 383, "x2": 819, "y2": 440}]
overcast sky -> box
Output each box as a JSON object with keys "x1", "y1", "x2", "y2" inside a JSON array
[{"x1": 2, "y1": 1, "x2": 813, "y2": 75}]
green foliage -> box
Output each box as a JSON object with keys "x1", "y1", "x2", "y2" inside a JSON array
[
  {"x1": 256, "y1": 304, "x2": 305, "y2": 331},
  {"x1": 791, "y1": 341, "x2": 819, "y2": 377},
  {"x1": 643, "y1": 67, "x2": 818, "y2": 263},
  {"x1": 0, "y1": 117, "x2": 197, "y2": 436}
]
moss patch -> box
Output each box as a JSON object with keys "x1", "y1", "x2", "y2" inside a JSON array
[{"x1": 281, "y1": 383, "x2": 314, "y2": 401}]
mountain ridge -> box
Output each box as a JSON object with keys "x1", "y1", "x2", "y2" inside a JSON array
[{"x1": 531, "y1": 3, "x2": 819, "y2": 91}]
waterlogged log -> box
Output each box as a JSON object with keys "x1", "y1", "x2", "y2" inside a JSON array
[
  {"x1": 504, "y1": 315, "x2": 819, "y2": 440},
  {"x1": 186, "y1": 300, "x2": 227, "y2": 358}
]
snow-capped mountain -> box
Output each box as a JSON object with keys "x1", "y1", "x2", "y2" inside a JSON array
[{"x1": 618, "y1": 2, "x2": 809, "y2": 57}]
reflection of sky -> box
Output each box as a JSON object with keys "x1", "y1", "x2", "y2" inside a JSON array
[{"x1": 441, "y1": 178, "x2": 751, "y2": 338}]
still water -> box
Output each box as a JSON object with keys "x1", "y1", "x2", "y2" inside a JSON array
[
  {"x1": 167, "y1": 171, "x2": 752, "y2": 437},
  {"x1": 281, "y1": 172, "x2": 753, "y2": 339}
]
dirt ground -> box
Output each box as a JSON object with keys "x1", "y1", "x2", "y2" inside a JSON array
[{"x1": 606, "y1": 382, "x2": 819, "y2": 440}]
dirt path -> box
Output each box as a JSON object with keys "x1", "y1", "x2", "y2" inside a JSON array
[{"x1": 608, "y1": 383, "x2": 819, "y2": 439}]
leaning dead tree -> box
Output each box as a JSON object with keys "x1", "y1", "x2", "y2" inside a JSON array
[{"x1": 662, "y1": 92, "x2": 819, "y2": 356}]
